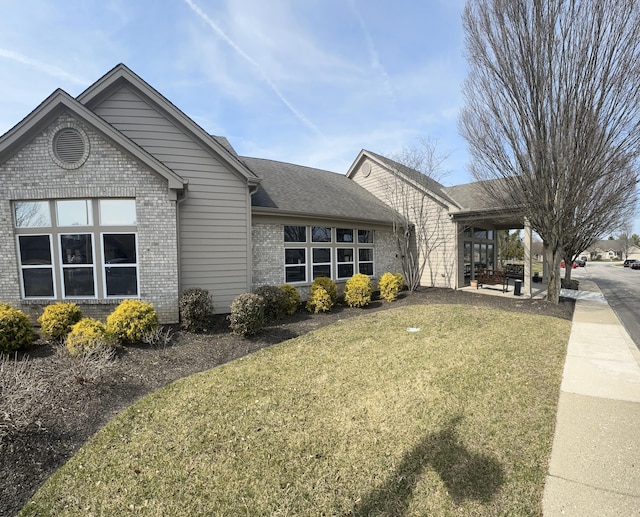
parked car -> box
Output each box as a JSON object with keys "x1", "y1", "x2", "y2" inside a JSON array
[
  {"x1": 560, "y1": 261, "x2": 578, "y2": 269},
  {"x1": 623, "y1": 259, "x2": 639, "y2": 267},
  {"x1": 631, "y1": 261, "x2": 640, "y2": 270},
  {"x1": 573, "y1": 259, "x2": 586, "y2": 267}
]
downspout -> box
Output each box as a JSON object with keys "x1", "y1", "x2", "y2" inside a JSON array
[{"x1": 175, "y1": 181, "x2": 189, "y2": 299}]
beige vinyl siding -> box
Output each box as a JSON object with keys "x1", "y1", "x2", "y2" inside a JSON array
[{"x1": 92, "y1": 85, "x2": 251, "y2": 312}]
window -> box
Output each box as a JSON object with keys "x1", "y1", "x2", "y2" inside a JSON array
[
  {"x1": 312, "y1": 226, "x2": 331, "y2": 242},
  {"x1": 337, "y1": 248, "x2": 354, "y2": 279},
  {"x1": 359, "y1": 248, "x2": 374, "y2": 275},
  {"x1": 312, "y1": 248, "x2": 331, "y2": 279},
  {"x1": 284, "y1": 225, "x2": 306, "y2": 243},
  {"x1": 14, "y1": 199, "x2": 138, "y2": 300},
  {"x1": 283, "y1": 225, "x2": 374, "y2": 282},
  {"x1": 285, "y1": 248, "x2": 306, "y2": 283}
]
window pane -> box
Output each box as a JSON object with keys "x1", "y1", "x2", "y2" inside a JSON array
[
  {"x1": 359, "y1": 248, "x2": 374, "y2": 262},
  {"x1": 338, "y1": 264, "x2": 354, "y2": 278},
  {"x1": 100, "y1": 199, "x2": 136, "y2": 226},
  {"x1": 336, "y1": 228, "x2": 354, "y2": 242},
  {"x1": 285, "y1": 266, "x2": 306, "y2": 283},
  {"x1": 358, "y1": 230, "x2": 374, "y2": 243},
  {"x1": 106, "y1": 267, "x2": 138, "y2": 296},
  {"x1": 359, "y1": 263, "x2": 374, "y2": 276},
  {"x1": 474, "y1": 228, "x2": 488, "y2": 239},
  {"x1": 63, "y1": 268, "x2": 95, "y2": 297},
  {"x1": 285, "y1": 249, "x2": 305, "y2": 265},
  {"x1": 313, "y1": 248, "x2": 331, "y2": 263},
  {"x1": 284, "y1": 226, "x2": 306, "y2": 242},
  {"x1": 312, "y1": 226, "x2": 331, "y2": 242},
  {"x1": 313, "y1": 265, "x2": 331, "y2": 279},
  {"x1": 19, "y1": 235, "x2": 52, "y2": 265},
  {"x1": 22, "y1": 269, "x2": 54, "y2": 297},
  {"x1": 103, "y1": 234, "x2": 137, "y2": 264},
  {"x1": 57, "y1": 200, "x2": 92, "y2": 226},
  {"x1": 61, "y1": 234, "x2": 93, "y2": 264},
  {"x1": 15, "y1": 201, "x2": 51, "y2": 228},
  {"x1": 337, "y1": 248, "x2": 354, "y2": 262}
]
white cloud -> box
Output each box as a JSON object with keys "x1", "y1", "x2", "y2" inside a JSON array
[{"x1": 0, "y1": 48, "x2": 88, "y2": 86}]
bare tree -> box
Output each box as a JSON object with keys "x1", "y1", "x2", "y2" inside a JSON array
[
  {"x1": 460, "y1": 0, "x2": 640, "y2": 302},
  {"x1": 381, "y1": 140, "x2": 452, "y2": 291}
]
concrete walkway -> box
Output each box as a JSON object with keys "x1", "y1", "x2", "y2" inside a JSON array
[{"x1": 543, "y1": 279, "x2": 640, "y2": 516}]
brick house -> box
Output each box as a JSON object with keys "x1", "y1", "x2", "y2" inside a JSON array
[{"x1": 0, "y1": 64, "x2": 530, "y2": 324}]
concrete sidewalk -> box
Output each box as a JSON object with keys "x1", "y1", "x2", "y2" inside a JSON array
[{"x1": 543, "y1": 279, "x2": 640, "y2": 516}]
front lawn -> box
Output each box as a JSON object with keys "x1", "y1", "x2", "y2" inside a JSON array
[{"x1": 21, "y1": 304, "x2": 570, "y2": 516}]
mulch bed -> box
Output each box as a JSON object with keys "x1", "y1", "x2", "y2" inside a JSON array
[{"x1": 1, "y1": 288, "x2": 574, "y2": 516}]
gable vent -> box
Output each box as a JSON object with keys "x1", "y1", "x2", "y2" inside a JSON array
[
  {"x1": 54, "y1": 129, "x2": 85, "y2": 163},
  {"x1": 50, "y1": 126, "x2": 90, "y2": 169}
]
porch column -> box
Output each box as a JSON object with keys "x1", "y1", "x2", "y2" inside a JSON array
[{"x1": 524, "y1": 218, "x2": 532, "y2": 297}]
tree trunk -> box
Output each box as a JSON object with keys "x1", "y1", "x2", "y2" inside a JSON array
[{"x1": 544, "y1": 243, "x2": 562, "y2": 304}]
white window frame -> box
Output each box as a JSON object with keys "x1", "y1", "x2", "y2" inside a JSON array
[
  {"x1": 311, "y1": 247, "x2": 332, "y2": 280},
  {"x1": 336, "y1": 247, "x2": 355, "y2": 279},
  {"x1": 58, "y1": 233, "x2": 98, "y2": 299},
  {"x1": 101, "y1": 231, "x2": 140, "y2": 298},
  {"x1": 16, "y1": 233, "x2": 57, "y2": 300}
]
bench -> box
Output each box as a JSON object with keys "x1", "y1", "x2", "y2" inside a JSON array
[
  {"x1": 476, "y1": 268, "x2": 508, "y2": 292},
  {"x1": 504, "y1": 263, "x2": 524, "y2": 281}
]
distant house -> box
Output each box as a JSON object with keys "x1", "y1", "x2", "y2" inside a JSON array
[{"x1": 0, "y1": 64, "x2": 532, "y2": 324}]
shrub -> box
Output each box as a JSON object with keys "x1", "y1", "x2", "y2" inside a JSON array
[
  {"x1": 379, "y1": 272, "x2": 405, "y2": 302},
  {"x1": 306, "y1": 286, "x2": 333, "y2": 313},
  {"x1": 179, "y1": 288, "x2": 215, "y2": 332},
  {"x1": 344, "y1": 274, "x2": 373, "y2": 308},
  {"x1": 254, "y1": 285, "x2": 287, "y2": 321},
  {"x1": 229, "y1": 293, "x2": 265, "y2": 336},
  {"x1": 106, "y1": 300, "x2": 159, "y2": 344},
  {"x1": 311, "y1": 277, "x2": 338, "y2": 305},
  {"x1": 38, "y1": 302, "x2": 82, "y2": 341},
  {"x1": 0, "y1": 354, "x2": 46, "y2": 441},
  {"x1": 306, "y1": 277, "x2": 337, "y2": 313},
  {"x1": 66, "y1": 318, "x2": 108, "y2": 357},
  {"x1": 0, "y1": 303, "x2": 34, "y2": 353},
  {"x1": 279, "y1": 284, "x2": 301, "y2": 315}
]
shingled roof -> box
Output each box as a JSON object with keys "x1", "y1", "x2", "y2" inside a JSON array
[{"x1": 246, "y1": 157, "x2": 395, "y2": 224}]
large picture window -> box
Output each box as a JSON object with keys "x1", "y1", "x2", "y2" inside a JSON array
[
  {"x1": 14, "y1": 199, "x2": 138, "y2": 300},
  {"x1": 283, "y1": 225, "x2": 374, "y2": 282}
]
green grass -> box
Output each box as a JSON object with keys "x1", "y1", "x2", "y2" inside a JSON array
[{"x1": 21, "y1": 304, "x2": 570, "y2": 516}]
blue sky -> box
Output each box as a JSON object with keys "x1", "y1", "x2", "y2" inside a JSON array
[{"x1": 0, "y1": 0, "x2": 470, "y2": 185}]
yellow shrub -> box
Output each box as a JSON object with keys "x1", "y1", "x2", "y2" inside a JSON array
[
  {"x1": 344, "y1": 274, "x2": 372, "y2": 308},
  {"x1": 379, "y1": 272, "x2": 405, "y2": 302},
  {"x1": 38, "y1": 302, "x2": 82, "y2": 341},
  {"x1": 0, "y1": 303, "x2": 33, "y2": 352},
  {"x1": 106, "y1": 300, "x2": 158, "y2": 344},
  {"x1": 66, "y1": 318, "x2": 107, "y2": 357},
  {"x1": 306, "y1": 286, "x2": 333, "y2": 313}
]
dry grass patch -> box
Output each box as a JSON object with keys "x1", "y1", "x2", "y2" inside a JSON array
[{"x1": 21, "y1": 304, "x2": 569, "y2": 516}]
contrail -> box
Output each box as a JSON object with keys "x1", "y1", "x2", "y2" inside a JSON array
[
  {"x1": 0, "y1": 48, "x2": 88, "y2": 86},
  {"x1": 348, "y1": 0, "x2": 395, "y2": 104},
  {"x1": 182, "y1": 0, "x2": 324, "y2": 137}
]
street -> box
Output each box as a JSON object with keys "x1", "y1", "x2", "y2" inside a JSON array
[{"x1": 570, "y1": 262, "x2": 640, "y2": 349}]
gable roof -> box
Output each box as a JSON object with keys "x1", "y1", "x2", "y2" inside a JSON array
[
  {"x1": 78, "y1": 64, "x2": 260, "y2": 187},
  {"x1": 247, "y1": 157, "x2": 395, "y2": 225},
  {"x1": 0, "y1": 88, "x2": 185, "y2": 190}
]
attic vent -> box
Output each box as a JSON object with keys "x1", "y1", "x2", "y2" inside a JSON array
[{"x1": 50, "y1": 126, "x2": 90, "y2": 169}]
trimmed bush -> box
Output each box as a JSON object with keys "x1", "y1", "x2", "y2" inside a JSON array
[
  {"x1": 106, "y1": 300, "x2": 159, "y2": 344},
  {"x1": 179, "y1": 288, "x2": 215, "y2": 332},
  {"x1": 279, "y1": 284, "x2": 301, "y2": 315},
  {"x1": 306, "y1": 286, "x2": 333, "y2": 313},
  {"x1": 38, "y1": 302, "x2": 82, "y2": 341},
  {"x1": 306, "y1": 277, "x2": 337, "y2": 313},
  {"x1": 254, "y1": 285, "x2": 287, "y2": 321},
  {"x1": 0, "y1": 303, "x2": 34, "y2": 353},
  {"x1": 379, "y1": 272, "x2": 405, "y2": 302},
  {"x1": 344, "y1": 273, "x2": 373, "y2": 308},
  {"x1": 229, "y1": 293, "x2": 265, "y2": 336},
  {"x1": 66, "y1": 318, "x2": 108, "y2": 358}
]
